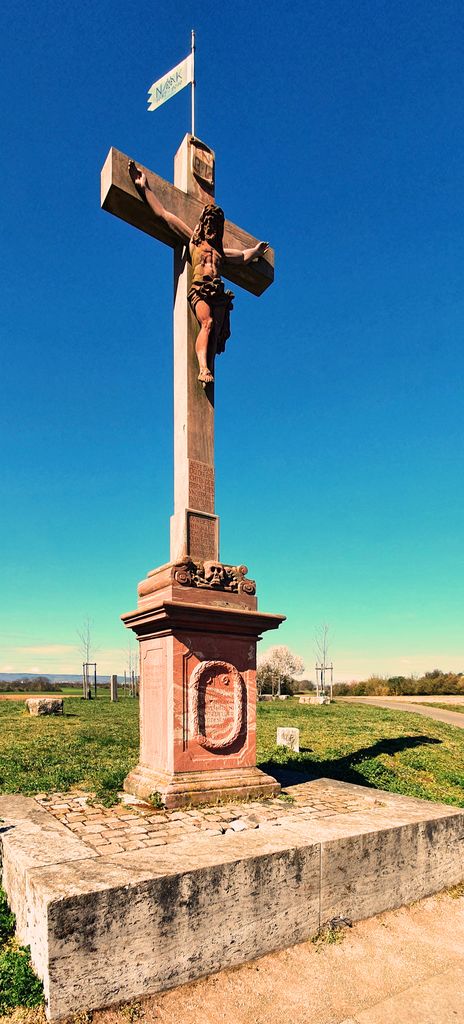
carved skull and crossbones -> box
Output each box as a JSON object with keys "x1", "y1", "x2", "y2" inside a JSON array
[{"x1": 203, "y1": 560, "x2": 225, "y2": 587}]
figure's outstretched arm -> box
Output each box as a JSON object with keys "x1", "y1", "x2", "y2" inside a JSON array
[
  {"x1": 128, "y1": 160, "x2": 191, "y2": 243},
  {"x1": 224, "y1": 241, "x2": 269, "y2": 265}
]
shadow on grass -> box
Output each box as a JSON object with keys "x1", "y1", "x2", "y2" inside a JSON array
[
  {"x1": 260, "y1": 734, "x2": 441, "y2": 791},
  {"x1": 24, "y1": 715, "x2": 79, "y2": 720}
]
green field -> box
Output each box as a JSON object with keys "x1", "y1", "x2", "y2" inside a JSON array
[
  {"x1": 0, "y1": 695, "x2": 139, "y2": 803},
  {"x1": 0, "y1": 688, "x2": 103, "y2": 695},
  {"x1": 0, "y1": 696, "x2": 463, "y2": 807}
]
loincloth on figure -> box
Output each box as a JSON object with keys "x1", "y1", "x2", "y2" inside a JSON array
[{"x1": 188, "y1": 277, "x2": 235, "y2": 354}]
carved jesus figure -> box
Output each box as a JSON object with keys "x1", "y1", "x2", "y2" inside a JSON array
[{"x1": 129, "y1": 161, "x2": 268, "y2": 386}]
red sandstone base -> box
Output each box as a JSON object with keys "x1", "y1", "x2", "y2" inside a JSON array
[
  {"x1": 122, "y1": 561, "x2": 284, "y2": 808},
  {"x1": 124, "y1": 765, "x2": 280, "y2": 809}
]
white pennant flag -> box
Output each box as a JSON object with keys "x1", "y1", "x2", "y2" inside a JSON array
[{"x1": 147, "y1": 54, "x2": 193, "y2": 111}]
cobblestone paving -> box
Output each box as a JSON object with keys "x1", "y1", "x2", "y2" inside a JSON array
[{"x1": 34, "y1": 779, "x2": 375, "y2": 857}]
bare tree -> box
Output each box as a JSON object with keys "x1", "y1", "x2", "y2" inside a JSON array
[
  {"x1": 314, "y1": 623, "x2": 333, "y2": 697},
  {"x1": 314, "y1": 623, "x2": 330, "y2": 666},
  {"x1": 77, "y1": 615, "x2": 95, "y2": 663},
  {"x1": 258, "y1": 645, "x2": 304, "y2": 698},
  {"x1": 122, "y1": 637, "x2": 139, "y2": 696},
  {"x1": 77, "y1": 615, "x2": 98, "y2": 699},
  {"x1": 129, "y1": 638, "x2": 139, "y2": 696}
]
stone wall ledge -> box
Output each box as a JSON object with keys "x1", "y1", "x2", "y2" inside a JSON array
[{"x1": 1, "y1": 783, "x2": 463, "y2": 1021}]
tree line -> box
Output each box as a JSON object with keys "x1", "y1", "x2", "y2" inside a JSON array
[
  {"x1": 0, "y1": 678, "x2": 69, "y2": 693},
  {"x1": 334, "y1": 670, "x2": 464, "y2": 697},
  {"x1": 0, "y1": 678, "x2": 113, "y2": 693}
]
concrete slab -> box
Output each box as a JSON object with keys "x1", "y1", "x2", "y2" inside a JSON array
[
  {"x1": 1, "y1": 780, "x2": 463, "y2": 1021},
  {"x1": 0, "y1": 794, "x2": 94, "y2": 942}
]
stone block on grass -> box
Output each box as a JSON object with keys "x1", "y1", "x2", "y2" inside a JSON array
[
  {"x1": 26, "y1": 699, "x2": 64, "y2": 716},
  {"x1": 299, "y1": 695, "x2": 330, "y2": 705}
]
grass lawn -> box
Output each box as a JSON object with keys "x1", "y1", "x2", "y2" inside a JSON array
[
  {"x1": 0, "y1": 696, "x2": 463, "y2": 806},
  {"x1": 0, "y1": 691, "x2": 81, "y2": 700},
  {"x1": 0, "y1": 695, "x2": 139, "y2": 803},
  {"x1": 257, "y1": 700, "x2": 464, "y2": 806},
  {"x1": 54, "y1": 688, "x2": 85, "y2": 694}
]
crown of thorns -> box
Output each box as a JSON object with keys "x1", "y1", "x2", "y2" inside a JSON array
[{"x1": 191, "y1": 204, "x2": 225, "y2": 245}]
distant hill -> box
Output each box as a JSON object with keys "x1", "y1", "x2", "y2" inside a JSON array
[{"x1": 0, "y1": 672, "x2": 112, "y2": 688}]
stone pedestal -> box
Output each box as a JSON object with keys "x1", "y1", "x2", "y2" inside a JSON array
[{"x1": 122, "y1": 561, "x2": 284, "y2": 807}]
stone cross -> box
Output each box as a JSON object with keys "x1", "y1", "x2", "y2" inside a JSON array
[
  {"x1": 101, "y1": 135, "x2": 283, "y2": 808},
  {"x1": 101, "y1": 136, "x2": 274, "y2": 565}
]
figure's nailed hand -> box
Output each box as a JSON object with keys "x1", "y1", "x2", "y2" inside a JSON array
[
  {"x1": 255, "y1": 241, "x2": 269, "y2": 258},
  {"x1": 128, "y1": 159, "x2": 147, "y2": 190}
]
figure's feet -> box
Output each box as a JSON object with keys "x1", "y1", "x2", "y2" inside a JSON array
[
  {"x1": 198, "y1": 367, "x2": 214, "y2": 387},
  {"x1": 128, "y1": 159, "x2": 146, "y2": 191}
]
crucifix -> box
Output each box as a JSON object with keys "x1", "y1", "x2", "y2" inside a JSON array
[
  {"x1": 101, "y1": 134, "x2": 284, "y2": 807},
  {"x1": 102, "y1": 136, "x2": 272, "y2": 566}
]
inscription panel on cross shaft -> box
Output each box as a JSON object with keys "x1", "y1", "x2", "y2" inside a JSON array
[
  {"x1": 187, "y1": 512, "x2": 218, "y2": 561},
  {"x1": 188, "y1": 460, "x2": 215, "y2": 514}
]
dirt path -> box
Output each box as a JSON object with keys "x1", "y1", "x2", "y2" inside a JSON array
[
  {"x1": 341, "y1": 695, "x2": 464, "y2": 704},
  {"x1": 0, "y1": 692, "x2": 78, "y2": 701},
  {"x1": 339, "y1": 696, "x2": 464, "y2": 729},
  {"x1": 85, "y1": 888, "x2": 464, "y2": 1024}
]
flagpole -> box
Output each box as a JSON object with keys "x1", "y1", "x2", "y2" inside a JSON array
[{"x1": 191, "y1": 28, "x2": 196, "y2": 138}]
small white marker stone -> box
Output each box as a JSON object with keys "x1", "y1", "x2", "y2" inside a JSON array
[{"x1": 276, "y1": 727, "x2": 300, "y2": 752}]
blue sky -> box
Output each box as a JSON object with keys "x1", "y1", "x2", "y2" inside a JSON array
[{"x1": 1, "y1": 0, "x2": 463, "y2": 679}]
